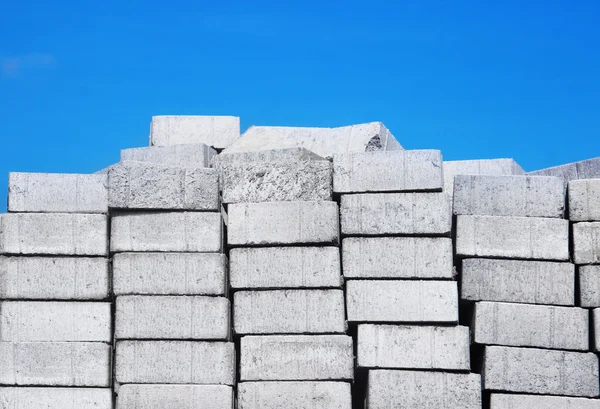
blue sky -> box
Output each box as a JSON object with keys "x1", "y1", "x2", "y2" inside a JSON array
[{"x1": 1, "y1": 0, "x2": 599, "y2": 211}]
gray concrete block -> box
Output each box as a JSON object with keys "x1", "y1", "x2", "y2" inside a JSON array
[
  {"x1": 593, "y1": 309, "x2": 600, "y2": 351},
  {"x1": 113, "y1": 253, "x2": 227, "y2": 296},
  {"x1": 340, "y1": 193, "x2": 451, "y2": 236},
  {"x1": 0, "y1": 256, "x2": 109, "y2": 300},
  {"x1": 240, "y1": 335, "x2": 353, "y2": 381},
  {"x1": 357, "y1": 324, "x2": 470, "y2": 370},
  {"x1": 0, "y1": 387, "x2": 112, "y2": 409},
  {"x1": 238, "y1": 381, "x2": 351, "y2": 409},
  {"x1": 110, "y1": 212, "x2": 222, "y2": 253},
  {"x1": 115, "y1": 341, "x2": 235, "y2": 385},
  {"x1": 234, "y1": 290, "x2": 346, "y2": 335},
  {"x1": 0, "y1": 342, "x2": 111, "y2": 386},
  {"x1": 117, "y1": 384, "x2": 233, "y2": 409},
  {"x1": 150, "y1": 116, "x2": 240, "y2": 149},
  {"x1": 581, "y1": 266, "x2": 600, "y2": 307},
  {"x1": 342, "y1": 237, "x2": 453, "y2": 279},
  {"x1": 0, "y1": 213, "x2": 108, "y2": 256},
  {"x1": 215, "y1": 147, "x2": 325, "y2": 165},
  {"x1": 443, "y1": 158, "x2": 525, "y2": 197},
  {"x1": 367, "y1": 370, "x2": 482, "y2": 409},
  {"x1": 569, "y1": 179, "x2": 600, "y2": 221},
  {"x1": 456, "y1": 215, "x2": 569, "y2": 260},
  {"x1": 333, "y1": 150, "x2": 443, "y2": 193},
  {"x1": 116, "y1": 296, "x2": 230, "y2": 340},
  {"x1": 528, "y1": 157, "x2": 600, "y2": 181},
  {"x1": 121, "y1": 143, "x2": 216, "y2": 167},
  {"x1": 473, "y1": 301, "x2": 588, "y2": 350},
  {"x1": 8, "y1": 172, "x2": 108, "y2": 213},
  {"x1": 228, "y1": 202, "x2": 339, "y2": 246},
  {"x1": 482, "y1": 346, "x2": 599, "y2": 397},
  {"x1": 230, "y1": 247, "x2": 342, "y2": 289},
  {"x1": 346, "y1": 280, "x2": 458, "y2": 323},
  {"x1": 490, "y1": 393, "x2": 600, "y2": 409},
  {"x1": 461, "y1": 258, "x2": 575, "y2": 305},
  {"x1": 574, "y1": 222, "x2": 600, "y2": 264}
]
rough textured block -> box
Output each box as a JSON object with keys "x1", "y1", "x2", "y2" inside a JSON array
[
  {"x1": 113, "y1": 253, "x2": 227, "y2": 295},
  {"x1": 581, "y1": 266, "x2": 600, "y2": 307},
  {"x1": 116, "y1": 296, "x2": 230, "y2": 340},
  {"x1": 228, "y1": 201, "x2": 339, "y2": 246},
  {"x1": 116, "y1": 341, "x2": 235, "y2": 385},
  {"x1": 117, "y1": 384, "x2": 233, "y2": 409},
  {"x1": 573, "y1": 222, "x2": 600, "y2": 264},
  {"x1": 238, "y1": 382, "x2": 351, "y2": 409},
  {"x1": 367, "y1": 370, "x2": 482, "y2": 409},
  {"x1": 110, "y1": 212, "x2": 222, "y2": 252},
  {"x1": 461, "y1": 258, "x2": 574, "y2": 305},
  {"x1": 121, "y1": 143, "x2": 216, "y2": 167},
  {"x1": 593, "y1": 309, "x2": 600, "y2": 351},
  {"x1": 230, "y1": 247, "x2": 341, "y2": 289},
  {"x1": 528, "y1": 157, "x2": 600, "y2": 181},
  {"x1": 357, "y1": 324, "x2": 470, "y2": 370},
  {"x1": 456, "y1": 215, "x2": 569, "y2": 260},
  {"x1": 490, "y1": 393, "x2": 600, "y2": 409},
  {"x1": 150, "y1": 115, "x2": 240, "y2": 149},
  {"x1": 8, "y1": 172, "x2": 108, "y2": 213},
  {"x1": 340, "y1": 193, "x2": 451, "y2": 236},
  {"x1": 443, "y1": 158, "x2": 524, "y2": 197},
  {"x1": 473, "y1": 301, "x2": 588, "y2": 350},
  {"x1": 342, "y1": 237, "x2": 452, "y2": 278},
  {"x1": 240, "y1": 335, "x2": 353, "y2": 381},
  {"x1": 333, "y1": 150, "x2": 443, "y2": 193},
  {"x1": 346, "y1": 280, "x2": 458, "y2": 323},
  {"x1": 0, "y1": 342, "x2": 111, "y2": 386},
  {"x1": 234, "y1": 290, "x2": 346, "y2": 335},
  {"x1": 0, "y1": 256, "x2": 109, "y2": 300},
  {"x1": 0, "y1": 387, "x2": 112, "y2": 409},
  {"x1": 569, "y1": 179, "x2": 600, "y2": 221},
  {"x1": 483, "y1": 346, "x2": 599, "y2": 397}
]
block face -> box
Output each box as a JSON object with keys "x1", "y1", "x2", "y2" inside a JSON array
[
  {"x1": 483, "y1": 346, "x2": 599, "y2": 397},
  {"x1": 342, "y1": 237, "x2": 452, "y2": 279},
  {"x1": 234, "y1": 290, "x2": 346, "y2": 335},
  {"x1": 528, "y1": 157, "x2": 600, "y2": 181},
  {"x1": 569, "y1": 179, "x2": 600, "y2": 221},
  {"x1": 113, "y1": 253, "x2": 227, "y2": 296},
  {"x1": 573, "y1": 222, "x2": 600, "y2": 264},
  {"x1": 121, "y1": 143, "x2": 216, "y2": 168},
  {"x1": 456, "y1": 215, "x2": 569, "y2": 260},
  {"x1": 0, "y1": 387, "x2": 112, "y2": 409},
  {"x1": 117, "y1": 384, "x2": 233, "y2": 409},
  {"x1": 528, "y1": 162, "x2": 578, "y2": 180},
  {"x1": 490, "y1": 393, "x2": 600, "y2": 409},
  {"x1": 594, "y1": 309, "x2": 600, "y2": 351},
  {"x1": 340, "y1": 193, "x2": 451, "y2": 236},
  {"x1": 238, "y1": 381, "x2": 352, "y2": 409},
  {"x1": 116, "y1": 296, "x2": 230, "y2": 340},
  {"x1": 581, "y1": 266, "x2": 600, "y2": 307},
  {"x1": 346, "y1": 280, "x2": 458, "y2": 323},
  {"x1": 150, "y1": 116, "x2": 240, "y2": 149},
  {"x1": 357, "y1": 324, "x2": 470, "y2": 370},
  {"x1": 115, "y1": 341, "x2": 235, "y2": 385},
  {"x1": 240, "y1": 335, "x2": 354, "y2": 381},
  {"x1": 443, "y1": 158, "x2": 524, "y2": 197}
]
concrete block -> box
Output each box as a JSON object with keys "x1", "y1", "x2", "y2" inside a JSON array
[
  {"x1": 453, "y1": 175, "x2": 565, "y2": 217},
  {"x1": 490, "y1": 393, "x2": 600, "y2": 409},
  {"x1": 110, "y1": 212, "x2": 222, "y2": 253},
  {"x1": 0, "y1": 301, "x2": 111, "y2": 342},
  {"x1": 113, "y1": 252, "x2": 227, "y2": 296},
  {"x1": 116, "y1": 296, "x2": 230, "y2": 340},
  {"x1": 0, "y1": 342, "x2": 111, "y2": 386},
  {"x1": 340, "y1": 193, "x2": 451, "y2": 236},
  {"x1": 0, "y1": 213, "x2": 108, "y2": 256},
  {"x1": 116, "y1": 341, "x2": 235, "y2": 385},
  {"x1": 234, "y1": 290, "x2": 346, "y2": 335},
  {"x1": 528, "y1": 157, "x2": 600, "y2": 181},
  {"x1": 240, "y1": 335, "x2": 353, "y2": 381},
  {"x1": 228, "y1": 202, "x2": 339, "y2": 246},
  {"x1": 150, "y1": 115, "x2": 240, "y2": 149},
  {"x1": 342, "y1": 237, "x2": 453, "y2": 278},
  {"x1": 215, "y1": 147, "x2": 325, "y2": 165},
  {"x1": 456, "y1": 215, "x2": 569, "y2": 260},
  {"x1": 569, "y1": 179, "x2": 600, "y2": 221},
  {"x1": 482, "y1": 346, "x2": 599, "y2": 397},
  {"x1": 0, "y1": 256, "x2": 109, "y2": 300},
  {"x1": 0, "y1": 387, "x2": 112, "y2": 409},
  {"x1": 443, "y1": 158, "x2": 524, "y2": 197},
  {"x1": 333, "y1": 150, "x2": 443, "y2": 193},
  {"x1": 121, "y1": 143, "x2": 216, "y2": 167},
  {"x1": 473, "y1": 301, "x2": 588, "y2": 350},
  {"x1": 230, "y1": 247, "x2": 341, "y2": 289},
  {"x1": 573, "y1": 222, "x2": 600, "y2": 264},
  {"x1": 8, "y1": 172, "x2": 108, "y2": 213},
  {"x1": 238, "y1": 381, "x2": 351, "y2": 409},
  {"x1": 346, "y1": 280, "x2": 458, "y2": 323},
  {"x1": 581, "y1": 266, "x2": 600, "y2": 307},
  {"x1": 357, "y1": 324, "x2": 470, "y2": 370},
  {"x1": 117, "y1": 384, "x2": 233, "y2": 409},
  {"x1": 367, "y1": 370, "x2": 482, "y2": 409},
  {"x1": 593, "y1": 309, "x2": 600, "y2": 351}
]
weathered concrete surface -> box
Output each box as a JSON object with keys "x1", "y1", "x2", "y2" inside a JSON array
[
  {"x1": 490, "y1": 393, "x2": 600, "y2": 409},
  {"x1": 333, "y1": 150, "x2": 443, "y2": 193},
  {"x1": 581, "y1": 266, "x2": 600, "y2": 307},
  {"x1": 443, "y1": 158, "x2": 525, "y2": 197},
  {"x1": 573, "y1": 222, "x2": 600, "y2": 264},
  {"x1": 456, "y1": 215, "x2": 569, "y2": 260},
  {"x1": 111, "y1": 212, "x2": 222, "y2": 252},
  {"x1": 117, "y1": 384, "x2": 234, "y2": 409},
  {"x1": 113, "y1": 252, "x2": 227, "y2": 295},
  {"x1": 0, "y1": 387, "x2": 112, "y2": 409},
  {"x1": 150, "y1": 115, "x2": 240, "y2": 149},
  {"x1": 593, "y1": 309, "x2": 600, "y2": 351},
  {"x1": 346, "y1": 280, "x2": 458, "y2": 323},
  {"x1": 342, "y1": 237, "x2": 453, "y2": 278},
  {"x1": 228, "y1": 201, "x2": 339, "y2": 246},
  {"x1": 116, "y1": 341, "x2": 235, "y2": 385},
  {"x1": 482, "y1": 346, "x2": 599, "y2": 397},
  {"x1": 357, "y1": 324, "x2": 470, "y2": 370},
  {"x1": 461, "y1": 258, "x2": 574, "y2": 305},
  {"x1": 215, "y1": 147, "x2": 325, "y2": 164},
  {"x1": 340, "y1": 193, "x2": 451, "y2": 236},
  {"x1": 473, "y1": 301, "x2": 588, "y2": 350},
  {"x1": 234, "y1": 290, "x2": 346, "y2": 334},
  {"x1": 569, "y1": 179, "x2": 600, "y2": 221},
  {"x1": 0, "y1": 213, "x2": 108, "y2": 256},
  {"x1": 238, "y1": 381, "x2": 351, "y2": 409},
  {"x1": 121, "y1": 143, "x2": 216, "y2": 167},
  {"x1": 240, "y1": 335, "x2": 353, "y2": 381},
  {"x1": 116, "y1": 296, "x2": 230, "y2": 340},
  {"x1": 8, "y1": 172, "x2": 108, "y2": 213},
  {"x1": 528, "y1": 157, "x2": 600, "y2": 181},
  {"x1": 230, "y1": 247, "x2": 342, "y2": 289}
]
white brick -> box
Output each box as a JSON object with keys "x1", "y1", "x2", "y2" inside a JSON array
[
  {"x1": 443, "y1": 158, "x2": 524, "y2": 197},
  {"x1": 117, "y1": 384, "x2": 233, "y2": 409},
  {"x1": 238, "y1": 381, "x2": 351, "y2": 409},
  {"x1": 573, "y1": 222, "x2": 600, "y2": 264},
  {"x1": 0, "y1": 387, "x2": 112, "y2": 409},
  {"x1": 491, "y1": 393, "x2": 600, "y2": 409},
  {"x1": 581, "y1": 266, "x2": 600, "y2": 307},
  {"x1": 150, "y1": 116, "x2": 240, "y2": 149},
  {"x1": 570, "y1": 179, "x2": 600, "y2": 221},
  {"x1": 121, "y1": 143, "x2": 216, "y2": 167}
]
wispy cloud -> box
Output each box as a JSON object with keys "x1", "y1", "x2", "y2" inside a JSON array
[{"x1": 1, "y1": 53, "x2": 56, "y2": 78}]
